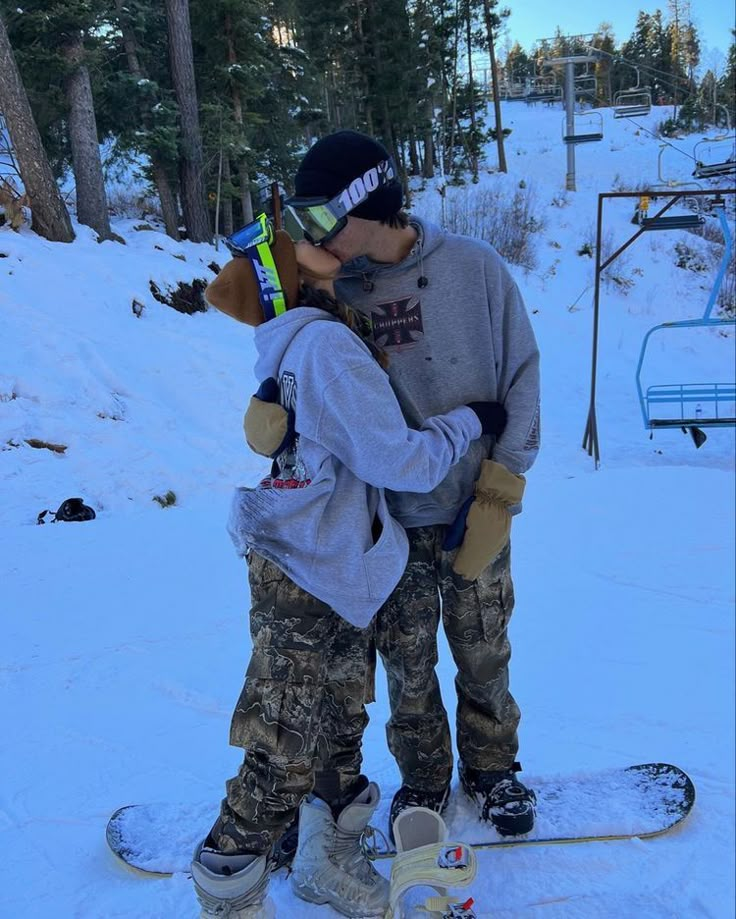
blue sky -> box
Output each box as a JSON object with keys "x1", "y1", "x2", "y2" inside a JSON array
[{"x1": 499, "y1": 0, "x2": 734, "y2": 59}]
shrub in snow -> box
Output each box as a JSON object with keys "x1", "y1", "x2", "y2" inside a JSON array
[{"x1": 444, "y1": 186, "x2": 542, "y2": 269}]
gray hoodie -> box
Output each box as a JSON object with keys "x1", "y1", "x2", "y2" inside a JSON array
[
  {"x1": 335, "y1": 217, "x2": 540, "y2": 527},
  {"x1": 228, "y1": 307, "x2": 481, "y2": 628}
]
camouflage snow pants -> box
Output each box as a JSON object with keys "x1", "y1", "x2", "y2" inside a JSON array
[
  {"x1": 375, "y1": 526, "x2": 520, "y2": 793},
  {"x1": 211, "y1": 552, "x2": 375, "y2": 855}
]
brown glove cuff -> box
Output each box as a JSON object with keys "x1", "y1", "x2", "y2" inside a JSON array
[
  {"x1": 475, "y1": 460, "x2": 526, "y2": 507},
  {"x1": 243, "y1": 396, "x2": 288, "y2": 456}
]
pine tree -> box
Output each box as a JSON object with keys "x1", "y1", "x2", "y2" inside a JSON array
[
  {"x1": 164, "y1": 0, "x2": 211, "y2": 241},
  {"x1": 0, "y1": 12, "x2": 75, "y2": 241},
  {"x1": 104, "y1": 0, "x2": 181, "y2": 238},
  {"x1": 480, "y1": 0, "x2": 507, "y2": 172},
  {"x1": 2, "y1": 1, "x2": 115, "y2": 240},
  {"x1": 718, "y1": 30, "x2": 736, "y2": 124}
]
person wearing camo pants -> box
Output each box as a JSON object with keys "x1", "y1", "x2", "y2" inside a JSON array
[
  {"x1": 375, "y1": 531, "x2": 526, "y2": 835},
  {"x1": 290, "y1": 130, "x2": 542, "y2": 841},
  {"x1": 209, "y1": 551, "x2": 376, "y2": 858},
  {"x1": 191, "y1": 184, "x2": 506, "y2": 919}
]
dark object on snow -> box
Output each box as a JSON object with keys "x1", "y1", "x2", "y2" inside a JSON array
[{"x1": 37, "y1": 497, "x2": 96, "y2": 525}]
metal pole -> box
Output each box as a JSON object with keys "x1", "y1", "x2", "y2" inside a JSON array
[
  {"x1": 565, "y1": 61, "x2": 576, "y2": 191},
  {"x1": 582, "y1": 193, "x2": 604, "y2": 464}
]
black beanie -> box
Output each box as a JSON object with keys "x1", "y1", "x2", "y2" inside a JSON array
[{"x1": 294, "y1": 130, "x2": 403, "y2": 221}]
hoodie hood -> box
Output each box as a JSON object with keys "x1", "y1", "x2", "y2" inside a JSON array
[
  {"x1": 252, "y1": 307, "x2": 339, "y2": 382},
  {"x1": 337, "y1": 217, "x2": 440, "y2": 290}
]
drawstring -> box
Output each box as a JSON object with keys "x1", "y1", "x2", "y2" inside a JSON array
[
  {"x1": 360, "y1": 228, "x2": 428, "y2": 291},
  {"x1": 416, "y1": 236, "x2": 428, "y2": 288}
]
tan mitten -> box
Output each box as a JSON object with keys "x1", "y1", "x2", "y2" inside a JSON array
[
  {"x1": 452, "y1": 460, "x2": 526, "y2": 581},
  {"x1": 243, "y1": 397, "x2": 290, "y2": 457}
]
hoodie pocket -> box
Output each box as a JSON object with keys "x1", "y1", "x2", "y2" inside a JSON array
[{"x1": 363, "y1": 494, "x2": 408, "y2": 600}]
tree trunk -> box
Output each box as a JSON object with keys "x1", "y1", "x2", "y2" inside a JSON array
[
  {"x1": 221, "y1": 154, "x2": 233, "y2": 235},
  {"x1": 482, "y1": 0, "x2": 507, "y2": 173},
  {"x1": 114, "y1": 0, "x2": 180, "y2": 239},
  {"x1": 0, "y1": 14, "x2": 74, "y2": 241},
  {"x1": 465, "y1": 0, "x2": 478, "y2": 180},
  {"x1": 62, "y1": 32, "x2": 114, "y2": 240},
  {"x1": 408, "y1": 130, "x2": 420, "y2": 174},
  {"x1": 165, "y1": 0, "x2": 211, "y2": 241},
  {"x1": 237, "y1": 162, "x2": 253, "y2": 224},
  {"x1": 150, "y1": 155, "x2": 181, "y2": 238},
  {"x1": 224, "y1": 15, "x2": 253, "y2": 227},
  {"x1": 422, "y1": 96, "x2": 435, "y2": 178}
]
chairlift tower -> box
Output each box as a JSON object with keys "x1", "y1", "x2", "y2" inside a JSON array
[{"x1": 544, "y1": 53, "x2": 604, "y2": 191}]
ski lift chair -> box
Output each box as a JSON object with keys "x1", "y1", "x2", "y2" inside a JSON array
[
  {"x1": 562, "y1": 111, "x2": 603, "y2": 144},
  {"x1": 643, "y1": 145, "x2": 705, "y2": 221},
  {"x1": 613, "y1": 88, "x2": 652, "y2": 118},
  {"x1": 526, "y1": 77, "x2": 562, "y2": 104},
  {"x1": 573, "y1": 67, "x2": 597, "y2": 103},
  {"x1": 635, "y1": 204, "x2": 735, "y2": 446},
  {"x1": 502, "y1": 76, "x2": 527, "y2": 101},
  {"x1": 692, "y1": 105, "x2": 736, "y2": 179},
  {"x1": 693, "y1": 137, "x2": 736, "y2": 179}
]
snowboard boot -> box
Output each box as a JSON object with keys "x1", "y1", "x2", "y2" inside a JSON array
[
  {"x1": 192, "y1": 840, "x2": 275, "y2": 919},
  {"x1": 459, "y1": 760, "x2": 536, "y2": 837},
  {"x1": 389, "y1": 785, "x2": 450, "y2": 844},
  {"x1": 290, "y1": 780, "x2": 390, "y2": 918}
]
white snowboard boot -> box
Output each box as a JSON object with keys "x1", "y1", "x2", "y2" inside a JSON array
[
  {"x1": 192, "y1": 841, "x2": 275, "y2": 919},
  {"x1": 290, "y1": 782, "x2": 390, "y2": 918}
]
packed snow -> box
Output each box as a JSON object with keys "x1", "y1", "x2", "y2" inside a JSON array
[{"x1": 1, "y1": 101, "x2": 734, "y2": 918}]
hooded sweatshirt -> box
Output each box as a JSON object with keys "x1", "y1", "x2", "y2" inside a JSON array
[
  {"x1": 334, "y1": 217, "x2": 541, "y2": 528},
  {"x1": 228, "y1": 307, "x2": 481, "y2": 628}
]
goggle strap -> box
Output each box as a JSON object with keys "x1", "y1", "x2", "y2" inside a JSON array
[
  {"x1": 245, "y1": 240, "x2": 287, "y2": 320},
  {"x1": 226, "y1": 212, "x2": 273, "y2": 254}
]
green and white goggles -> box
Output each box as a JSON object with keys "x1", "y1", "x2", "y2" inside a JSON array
[
  {"x1": 225, "y1": 212, "x2": 286, "y2": 320},
  {"x1": 284, "y1": 157, "x2": 397, "y2": 246}
]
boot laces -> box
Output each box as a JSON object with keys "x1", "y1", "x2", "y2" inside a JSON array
[
  {"x1": 333, "y1": 823, "x2": 378, "y2": 883},
  {"x1": 360, "y1": 824, "x2": 390, "y2": 858}
]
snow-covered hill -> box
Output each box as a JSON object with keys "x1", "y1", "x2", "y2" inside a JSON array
[{"x1": 1, "y1": 102, "x2": 734, "y2": 918}]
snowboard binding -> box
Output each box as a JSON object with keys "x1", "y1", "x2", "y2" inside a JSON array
[{"x1": 388, "y1": 806, "x2": 477, "y2": 918}]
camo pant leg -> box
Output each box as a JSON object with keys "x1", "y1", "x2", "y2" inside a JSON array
[
  {"x1": 374, "y1": 526, "x2": 453, "y2": 792},
  {"x1": 440, "y1": 541, "x2": 520, "y2": 771},
  {"x1": 210, "y1": 552, "x2": 373, "y2": 854}
]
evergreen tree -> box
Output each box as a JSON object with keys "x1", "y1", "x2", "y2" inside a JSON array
[
  {"x1": 0, "y1": 11, "x2": 75, "y2": 241},
  {"x1": 165, "y1": 0, "x2": 211, "y2": 241},
  {"x1": 505, "y1": 42, "x2": 533, "y2": 86},
  {"x1": 1, "y1": 0, "x2": 114, "y2": 240},
  {"x1": 102, "y1": 0, "x2": 181, "y2": 238},
  {"x1": 718, "y1": 30, "x2": 736, "y2": 124}
]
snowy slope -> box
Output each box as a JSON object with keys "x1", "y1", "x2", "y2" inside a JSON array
[{"x1": 1, "y1": 103, "x2": 734, "y2": 918}]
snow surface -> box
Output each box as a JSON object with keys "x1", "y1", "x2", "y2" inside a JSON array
[{"x1": 1, "y1": 103, "x2": 734, "y2": 918}]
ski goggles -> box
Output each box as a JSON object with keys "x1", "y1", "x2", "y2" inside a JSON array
[
  {"x1": 225, "y1": 213, "x2": 287, "y2": 320},
  {"x1": 284, "y1": 157, "x2": 397, "y2": 246}
]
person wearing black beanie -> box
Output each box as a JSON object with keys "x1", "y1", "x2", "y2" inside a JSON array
[
  {"x1": 293, "y1": 130, "x2": 404, "y2": 222},
  {"x1": 261, "y1": 129, "x2": 541, "y2": 860}
]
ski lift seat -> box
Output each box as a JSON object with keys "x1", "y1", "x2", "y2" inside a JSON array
[
  {"x1": 614, "y1": 103, "x2": 652, "y2": 118},
  {"x1": 693, "y1": 159, "x2": 735, "y2": 179},
  {"x1": 692, "y1": 135, "x2": 736, "y2": 179},
  {"x1": 635, "y1": 205, "x2": 734, "y2": 439},
  {"x1": 613, "y1": 89, "x2": 652, "y2": 118},
  {"x1": 643, "y1": 382, "x2": 736, "y2": 428},
  {"x1": 562, "y1": 111, "x2": 603, "y2": 145},
  {"x1": 640, "y1": 214, "x2": 705, "y2": 230},
  {"x1": 563, "y1": 132, "x2": 603, "y2": 144}
]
